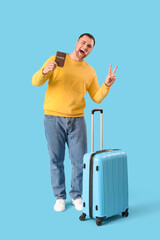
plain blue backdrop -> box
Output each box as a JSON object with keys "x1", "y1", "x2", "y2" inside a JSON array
[{"x1": 1, "y1": 0, "x2": 160, "y2": 239}]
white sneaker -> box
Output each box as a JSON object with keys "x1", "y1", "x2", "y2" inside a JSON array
[
  {"x1": 71, "y1": 198, "x2": 83, "y2": 211},
  {"x1": 54, "y1": 199, "x2": 65, "y2": 212}
]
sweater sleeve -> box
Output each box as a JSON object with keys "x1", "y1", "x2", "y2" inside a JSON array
[
  {"x1": 32, "y1": 56, "x2": 55, "y2": 87},
  {"x1": 88, "y1": 70, "x2": 111, "y2": 103}
]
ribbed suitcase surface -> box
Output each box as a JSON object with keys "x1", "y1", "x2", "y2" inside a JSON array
[{"x1": 82, "y1": 150, "x2": 128, "y2": 219}]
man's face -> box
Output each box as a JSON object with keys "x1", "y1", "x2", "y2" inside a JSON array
[{"x1": 75, "y1": 35, "x2": 94, "y2": 60}]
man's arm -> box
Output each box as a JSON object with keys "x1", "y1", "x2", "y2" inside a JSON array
[
  {"x1": 88, "y1": 65, "x2": 117, "y2": 103},
  {"x1": 32, "y1": 56, "x2": 57, "y2": 87},
  {"x1": 88, "y1": 71, "x2": 110, "y2": 104}
]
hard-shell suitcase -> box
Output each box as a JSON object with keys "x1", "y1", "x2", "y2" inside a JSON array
[{"x1": 79, "y1": 109, "x2": 129, "y2": 226}]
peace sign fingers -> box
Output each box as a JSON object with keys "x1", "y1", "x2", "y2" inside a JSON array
[
  {"x1": 108, "y1": 65, "x2": 118, "y2": 75},
  {"x1": 112, "y1": 66, "x2": 118, "y2": 74},
  {"x1": 105, "y1": 64, "x2": 118, "y2": 87}
]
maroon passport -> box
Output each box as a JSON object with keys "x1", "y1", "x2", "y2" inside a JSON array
[{"x1": 55, "y1": 51, "x2": 66, "y2": 67}]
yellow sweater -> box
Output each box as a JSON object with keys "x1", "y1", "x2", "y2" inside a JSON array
[{"x1": 32, "y1": 54, "x2": 110, "y2": 117}]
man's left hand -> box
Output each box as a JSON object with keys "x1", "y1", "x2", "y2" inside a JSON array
[{"x1": 105, "y1": 65, "x2": 118, "y2": 87}]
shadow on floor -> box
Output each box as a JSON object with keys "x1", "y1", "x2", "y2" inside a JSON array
[
  {"x1": 80, "y1": 198, "x2": 160, "y2": 226},
  {"x1": 128, "y1": 199, "x2": 160, "y2": 219},
  {"x1": 65, "y1": 200, "x2": 73, "y2": 210}
]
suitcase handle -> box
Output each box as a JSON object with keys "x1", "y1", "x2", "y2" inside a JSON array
[
  {"x1": 91, "y1": 108, "x2": 103, "y2": 152},
  {"x1": 92, "y1": 109, "x2": 103, "y2": 114}
]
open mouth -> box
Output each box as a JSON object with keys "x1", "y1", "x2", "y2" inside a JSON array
[{"x1": 79, "y1": 49, "x2": 85, "y2": 55}]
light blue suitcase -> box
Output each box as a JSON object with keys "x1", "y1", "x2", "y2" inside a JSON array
[{"x1": 79, "y1": 109, "x2": 129, "y2": 226}]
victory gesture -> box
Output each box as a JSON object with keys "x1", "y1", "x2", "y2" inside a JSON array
[{"x1": 105, "y1": 65, "x2": 118, "y2": 87}]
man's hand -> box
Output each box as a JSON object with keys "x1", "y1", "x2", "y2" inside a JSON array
[
  {"x1": 42, "y1": 61, "x2": 58, "y2": 75},
  {"x1": 105, "y1": 65, "x2": 118, "y2": 87}
]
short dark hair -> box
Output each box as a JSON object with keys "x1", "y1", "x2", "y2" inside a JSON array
[{"x1": 78, "y1": 33, "x2": 95, "y2": 46}]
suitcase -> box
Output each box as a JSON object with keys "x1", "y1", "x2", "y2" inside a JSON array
[{"x1": 79, "y1": 109, "x2": 129, "y2": 226}]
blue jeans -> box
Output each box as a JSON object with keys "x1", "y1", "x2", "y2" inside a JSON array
[{"x1": 44, "y1": 115, "x2": 87, "y2": 200}]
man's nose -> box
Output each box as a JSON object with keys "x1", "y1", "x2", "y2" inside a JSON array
[{"x1": 84, "y1": 45, "x2": 88, "y2": 51}]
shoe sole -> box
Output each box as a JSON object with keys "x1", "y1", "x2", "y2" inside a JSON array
[{"x1": 54, "y1": 207, "x2": 65, "y2": 212}]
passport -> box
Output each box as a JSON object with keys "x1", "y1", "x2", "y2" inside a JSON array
[{"x1": 55, "y1": 51, "x2": 66, "y2": 67}]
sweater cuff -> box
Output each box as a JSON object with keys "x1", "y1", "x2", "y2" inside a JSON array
[
  {"x1": 40, "y1": 68, "x2": 51, "y2": 79},
  {"x1": 102, "y1": 82, "x2": 110, "y2": 91}
]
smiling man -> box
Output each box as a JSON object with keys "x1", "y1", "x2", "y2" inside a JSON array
[
  {"x1": 32, "y1": 33, "x2": 117, "y2": 212},
  {"x1": 70, "y1": 34, "x2": 94, "y2": 60}
]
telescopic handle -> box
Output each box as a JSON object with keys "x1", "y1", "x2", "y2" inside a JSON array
[{"x1": 91, "y1": 109, "x2": 103, "y2": 152}]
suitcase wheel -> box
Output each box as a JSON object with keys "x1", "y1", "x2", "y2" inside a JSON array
[
  {"x1": 79, "y1": 213, "x2": 86, "y2": 221},
  {"x1": 122, "y1": 209, "x2": 129, "y2": 217},
  {"x1": 96, "y1": 218, "x2": 102, "y2": 226},
  {"x1": 96, "y1": 217, "x2": 105, "y2": 226}
]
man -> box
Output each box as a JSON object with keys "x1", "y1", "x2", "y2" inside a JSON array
[{"x1": 32, "y1": 33, "x2": 117, "y2": 212}]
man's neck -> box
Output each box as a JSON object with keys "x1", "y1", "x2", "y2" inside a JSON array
[{"x1": 68, "y1": 51, "x2": 83, "y2": 62}]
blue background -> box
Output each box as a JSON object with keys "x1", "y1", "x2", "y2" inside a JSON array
[{"x1": 1, "y1": 0, "x2": 160, "y2": 239}]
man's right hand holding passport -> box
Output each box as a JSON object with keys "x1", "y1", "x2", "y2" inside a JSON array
[{"x1": 42, "y1": 61, "x2": 58, "y2": 75}]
